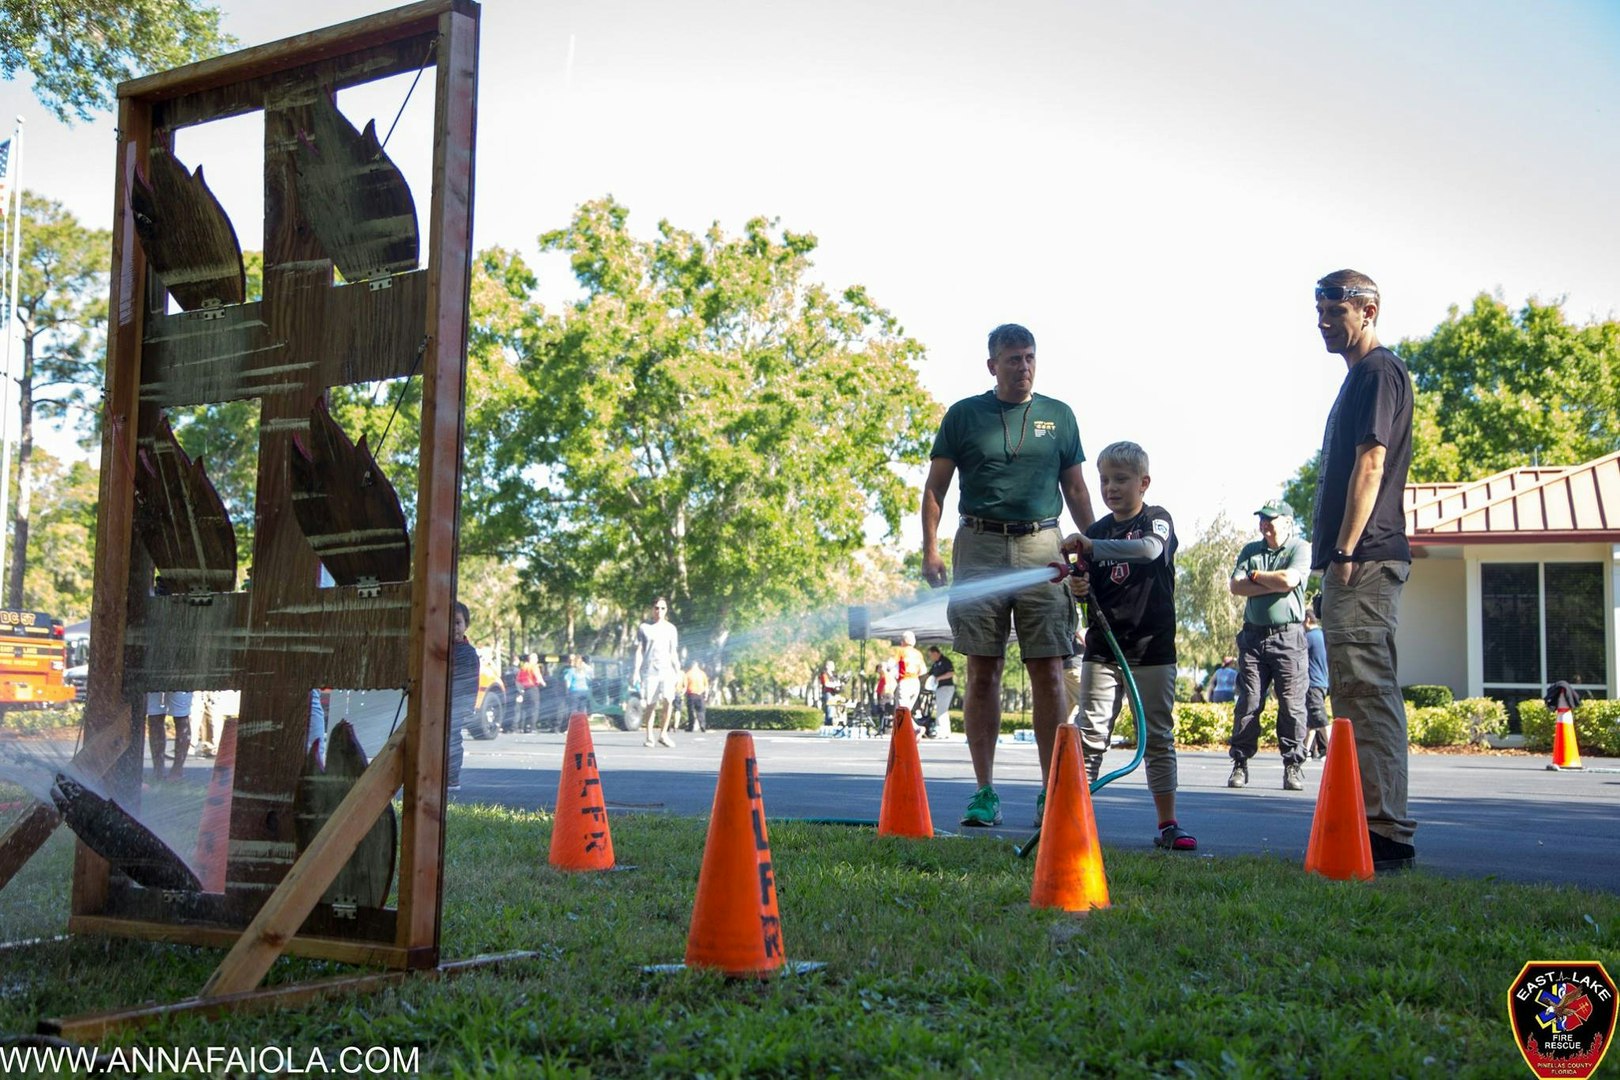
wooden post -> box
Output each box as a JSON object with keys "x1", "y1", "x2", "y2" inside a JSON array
[{"x1": 395, "y1": 1, "x2": 479, "y2": 963}]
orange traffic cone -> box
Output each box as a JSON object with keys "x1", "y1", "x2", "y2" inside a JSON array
[
  {"x1": 549, "y1": 713, "x2": 616, "y2": 871},
  {"x1": 1030, "y1": 725, "x2": 1110, "y2": 912},
  {"x1": 878, "y1": 708, "x2": 933, "y2": 838},
  {"x1": 1303, "y1": 717, "x2": 1374, "y2": 881},
  {"x1": 1548, "y1": 707, "x2": 1583, "y2": 770},
  {"x1": 192, "y1": 715, "x2": 238, "y2": 892},
  {"x1": 685, "y1": 731, "x2": 784, "y2": 977}
]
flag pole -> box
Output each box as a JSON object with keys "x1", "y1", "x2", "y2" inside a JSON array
[{"x1": 0, "y1": 115, "x2": 21, "y2": 602}]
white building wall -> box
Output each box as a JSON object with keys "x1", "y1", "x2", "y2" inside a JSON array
[{"x1": 1395, "y1": 556, "x2": 1468, "y2": 695}]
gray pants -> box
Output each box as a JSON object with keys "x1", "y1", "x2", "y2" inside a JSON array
[
  {"x1": 1076, "y1": 661, "x2": 1178, "y2": 793},
  {"x1": 1229, "y1": 623, "x2": 1309, "y2": 766},
  {"x1": 1323, "y1": 559, "x2": 1413, "y2": 844}
]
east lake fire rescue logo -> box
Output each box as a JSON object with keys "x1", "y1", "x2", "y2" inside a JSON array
[{"x1": 1509, "y1": 961, "x2": 1616, "y2": 1078}]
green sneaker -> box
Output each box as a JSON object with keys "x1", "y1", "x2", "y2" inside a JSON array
[
  {"x1": 1032, "y1": 789, "x2": 1046, "y2": 827},
  {"x1": 960, "y1": 785, "x2": 1002, "y2": 827}
]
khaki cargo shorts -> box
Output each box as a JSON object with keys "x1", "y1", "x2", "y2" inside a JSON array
[{"x1": 947, "y1": 524, "x2": 1076, "y2": 660}]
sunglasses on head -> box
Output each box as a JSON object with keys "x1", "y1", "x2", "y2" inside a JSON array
[{"x1": 1315, "y1": 285, "x2": 1377, "y2": 302}]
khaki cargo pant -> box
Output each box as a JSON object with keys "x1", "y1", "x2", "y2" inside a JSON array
[{"x1": 1322, "y1": 559, "x2": 1414, "y2": 845}]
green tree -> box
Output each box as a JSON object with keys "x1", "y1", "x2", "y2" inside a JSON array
[
  {"x1": 1399, "y1": 293, "x2": 1620, "y2": 479},
  {"x1": 1, "y1": 0, "x2": 234, "y2": 121},
  {"x1": 1174, "y1": 512, "x2": 1247, "y2": 678},
  {"x1": 5, "y1": 191, "x2": 110, "y2": 607},
  {"x1": 490, "y1": 198, "x2": 939, "y2": 663},
  {"x1": 21, "y1": 450, "x2": 96, "y2": 619},
  {"x1": 1280, "y1": 452, "x2": 1320, "y2": 539}
]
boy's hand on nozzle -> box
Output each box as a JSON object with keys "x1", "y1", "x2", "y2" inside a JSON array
[{"x1": 1067, "y1": 571, "x2": 1091, "y2": 600}]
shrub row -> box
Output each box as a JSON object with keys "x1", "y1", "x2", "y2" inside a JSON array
[
  {"x1": 705, "y1": 705, "x2": 823, "y2": 732},
  {"x1": 0, "y1": 703, "x2": 82, "y2": 736},
  {"x1": 1516, "y1": 699, "x2": 1620, "y2": 755},
  {"x1": 1094, "y1": 697, "x2": 1509, "y2": 750},
  {"x1": 1402, "y1": 684, "x2": 1455, "y2": 708}
]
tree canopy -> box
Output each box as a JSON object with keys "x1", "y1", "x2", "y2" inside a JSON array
[
  {"x1": 4, "y1": 191, "x2": 109, "y2": 607},
  {"x1": 1173, "y1": 511, "x2": 1246, "y2": 676},
  {"x1": 1400, "y1": 293, "x2": 1620, "y2": 479},
  {"x1": 1, "y1": 0, "x2": 234, "y2": 121},
  {"x1": 473, "y1": 198, "x2": 940, "y2": 660}
]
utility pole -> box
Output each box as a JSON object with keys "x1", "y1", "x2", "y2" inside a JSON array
[{"x1": 0, "y1": 115, "x2": 23, "y2": 601}]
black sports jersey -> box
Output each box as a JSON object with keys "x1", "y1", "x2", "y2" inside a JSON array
[{"x1": 1081, "y1": 505, "x2": 1178, "y2": 667}]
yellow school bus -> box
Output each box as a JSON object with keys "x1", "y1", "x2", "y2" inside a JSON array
[{"x1": 0, "y1": 608, "x2": 77, "y2": 708}]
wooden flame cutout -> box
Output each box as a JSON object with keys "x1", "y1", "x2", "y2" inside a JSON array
[
  {"x1": 289, "y1": 398, "x2": 411, "y2": 587},
  {"x1": 293, "y1": 91, "x2": 420, "y2": 282},
  {"x1": 293, "y1": 719, "x2": 398, "y2": 910},
  {"x1": 129, "y1": 149, "x2": 246, "y2": 311},
  {"x1": 132, "y1": 414, "x2": 238, "y2": 593}
]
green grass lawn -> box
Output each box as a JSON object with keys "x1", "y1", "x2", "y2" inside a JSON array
[{"x1": 1, "y1": 800, "x2": 1617, "y2": 1077}]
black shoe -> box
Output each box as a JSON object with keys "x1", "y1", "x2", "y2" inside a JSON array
[
  {"x1": 1369, "y1": 833, "x2": 1416, "y2": 872},
  {"x1": 1226, "y1": 760, "x2": 1249, "y2": 788},
  {"x1": 1283, "y1": 763, "x2": 1305, "y2": 791}
]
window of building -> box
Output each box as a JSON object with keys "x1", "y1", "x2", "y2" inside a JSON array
[{"x1": 1481, "y1": 561, "x2": 1607, "y2": 730}]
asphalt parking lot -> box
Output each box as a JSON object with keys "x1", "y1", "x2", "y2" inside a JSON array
[{"x1": 453, "y1": 726, "x2": 1620, "y2": 893}]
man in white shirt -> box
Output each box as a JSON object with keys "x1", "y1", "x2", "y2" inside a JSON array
[{"x1": 634, "y1": 597, "x2": 681, "y2": 747}]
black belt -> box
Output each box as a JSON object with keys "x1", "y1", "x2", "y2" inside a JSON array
[
  {"x1": 960, "y1": 515, "x2": 1059, "y2": 536},
  {"x1": 1244, "y1": 622, "x2": 1300, "y2": 636}
]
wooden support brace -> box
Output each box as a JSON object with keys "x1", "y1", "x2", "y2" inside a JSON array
[
  {"x1": 45, "y1": 949, "x2": 539, "y2": 1042},
  {"x1": 0, "y1": 802, "x2": 62, "y2": 893},
  {"x1": 200, "y1": 726, "x2": 407, "y2": 998}
]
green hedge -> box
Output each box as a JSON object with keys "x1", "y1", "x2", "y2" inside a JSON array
[
  {"x1": 1409, "y1": 705, "x2": 1465, "y2": 747},
  {"x1": 0, "y1": 703, "x2": 82, "y2": 735},
  {"x1": 704, "y1": 705, "x2": 823, "y2": 732},
  {"x1": 1519, "y1": 698, "x2": 1620, "y2": 755},
  {"x1": 1402, "y1": 685, "x2": 1454, "y2": 708}
]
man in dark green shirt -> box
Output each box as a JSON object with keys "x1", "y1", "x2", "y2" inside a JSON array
[
  {"x1": 1225, "y1": 500, "x2": 1312, "y2": 792},
  {"x1": 921, "y1": 324, "x2": 1094, "y2": 828}
]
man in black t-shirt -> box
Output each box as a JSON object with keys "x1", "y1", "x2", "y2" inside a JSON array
[
  {"x1": 1309, "y1": 269, "x2": 1415, "y2": 872},
  {"x1": 1062, "y1": 441, "x2": 1195, "y2": 851}
]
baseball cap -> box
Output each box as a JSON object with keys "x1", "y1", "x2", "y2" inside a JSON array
[{"x1": 1256, "y1": 500, "x2": 1294, "y2": 520}]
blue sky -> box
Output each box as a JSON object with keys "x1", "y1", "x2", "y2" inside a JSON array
[{"x1": 4, "y1": 0, "x2": 1618, "y2": 549}]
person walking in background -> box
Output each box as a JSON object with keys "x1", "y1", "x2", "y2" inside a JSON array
[
  {"x1": 894, "y1": 631, "x2": 926, "y2": 717},
  {"x1": 1204, "y1": 657, "x2": 1238, "y2": 704},
  {"x1": 1062, "y1": 441, "x2": 1195, "y2": 850},
  {"x1": 1226, "y1": 500, "x2": 1313, "y2": 791},
  {"x1": 683, "y1": 658, "x2": 709, "y2": 732},
  {"x1": 447, "y1": 600, "x2": 479, "y2": 793},
  {"x1": 817, "y1": 660, "x2": 844, "y2": 727},
  {"x1": 516, "y1": 653, "x2": 543, "y2": 733},
  {"x1": 1310, "y1": 268, "x2": 1416, "y2": 871},
  {"x1": 634, "y1": 597, "x2": 681, "y2": 748},
  {"x1": 563, "y1": 653, "x2": 593, "y2": 718},
  {"x1": 874, "y1": 659, "x2": 895, "y2": 733},
  {"x1": 1303, "y1": 605, "x2": 1330, "y2": 759},
  {"x1": 145, "y1": 690, "x2": 194, "y2": 783},
  {"x1": 926, "y1": 645, "x2": 955, "y2": 738},
  {"x1": 921, "y1": 322, "x2": 1094, "y2": 828}
]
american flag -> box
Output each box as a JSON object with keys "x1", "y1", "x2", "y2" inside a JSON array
[{"x1": 0, "y1": 138, "x2": 11, "y2": 220}]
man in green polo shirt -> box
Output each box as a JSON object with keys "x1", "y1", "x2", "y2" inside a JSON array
[
  {"x1": 921, "y1": 323, "x2": 1094, "y2": 827},
  {"x1": 1225, "y1": 500, "x2": 1313, "y2": 791}
]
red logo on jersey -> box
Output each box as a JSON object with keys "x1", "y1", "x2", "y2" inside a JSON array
[{"x1": 1107, "y1": 529, "x2": 1143, "y2": 584}]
